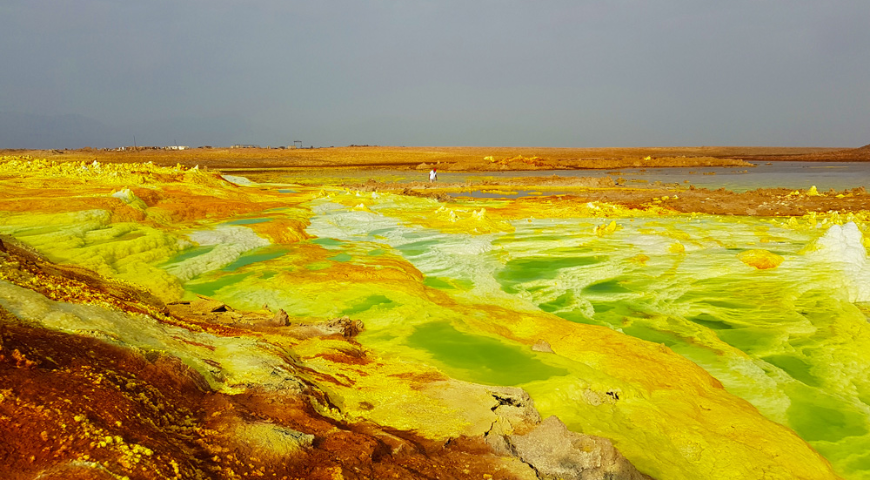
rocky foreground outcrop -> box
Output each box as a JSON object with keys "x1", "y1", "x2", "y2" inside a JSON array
[
  {"x1": 0, "y1": 235, "x2": 650, "y2": 480},
  {"x1": 483, "y1": 388, "x2": 649, "y2": 480}
]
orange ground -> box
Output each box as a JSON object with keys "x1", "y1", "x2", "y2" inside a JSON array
[{"x1": 3, "y1": 145, "x2": 860, "y2": 171}]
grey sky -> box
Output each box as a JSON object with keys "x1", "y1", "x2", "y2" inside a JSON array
[{"x1": 1, "y1": 0, "x2": 868, "y2": 148}]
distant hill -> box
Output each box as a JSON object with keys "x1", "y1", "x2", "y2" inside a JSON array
[{"x1": 788, "y1": 143, "x2": 870, "y2": 161}]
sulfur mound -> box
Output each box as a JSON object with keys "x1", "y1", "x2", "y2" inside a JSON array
[{"x1": 738, "y1": 249, "x2": 785, "y2": 269}]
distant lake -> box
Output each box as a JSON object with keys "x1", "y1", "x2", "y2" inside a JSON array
[{"x1": 252, "y1": 161, "x2": 870, "y2": 193}]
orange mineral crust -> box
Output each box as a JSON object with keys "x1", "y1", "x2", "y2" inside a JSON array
[{"x1": 0, "y1": 320, "x2": 536, "y2": 480}]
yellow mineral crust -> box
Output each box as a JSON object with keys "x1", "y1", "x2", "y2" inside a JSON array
[
  {"x1": 375, "y1": 199, "x2": 515, "y2": 235},
  {"x1": 594, "y1": 220, "x2": 618, "y2": 236},
  {"x1": 463, "y1": 196, "x2": 666, "y2": 223},
  {"x1": 286, "y1": 266, "x2": 844, "y2": 480},
  {"x1": 0, "y1": 156, "x2": 197, "y2": 185},
  {"x1": 0, "y1": 165, "x2": 321, "y2": 300},
  {"x1": 293, "y1": 338, "x2": 506, "y2": 441},
  {"x1": 738, "y1": 249, "x2": 785, "y2": 269},
  {"x1": 455, "y1": 307, "x2": 841, "y2": 480},
  {"x1": 333, "y1": 191, "x2": 680, "y2": 238},
  {"x1": 668, "y1": 242, "x2": 686, "y2": 253},
  {"x1": 0, "y1": 159, "x2": 860, "y2": 480},
  {"x1": 246, "y1": 218, "x2": 312, "y2": 244},
  {"x1": 275, "y1": 246, "x2": 846, "y2": 480}
]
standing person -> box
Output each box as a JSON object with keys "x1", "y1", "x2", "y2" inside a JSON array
[{"x1": 429, "y1": 167, "x2": 437, "y2": 182}]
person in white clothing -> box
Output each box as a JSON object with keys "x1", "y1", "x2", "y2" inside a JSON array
[{"x1": 429, "y1": 168, "x2": 437, "y2": 182}]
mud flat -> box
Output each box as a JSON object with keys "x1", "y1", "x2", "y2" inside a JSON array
[{"x1": 1, "y1": 154, "x2": 868, "y2": 480}]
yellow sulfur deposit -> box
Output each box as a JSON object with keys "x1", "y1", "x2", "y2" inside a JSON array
[
  {"x1": 594, "y1": 220, "x2": 618, "y2": 236},
  {"x1": 1, "y1": 156, "x2": 868, "y2": 480},
  {"x1": 738, "y1": 249, "x2": 785, "y2": 269}
]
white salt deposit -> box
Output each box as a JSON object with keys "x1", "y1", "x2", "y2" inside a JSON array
[
  {"x1": 809, "y1": 222, "x2": 870, "y2": 302},
  {"x1": 110, "y1": 188, "x2": 140, "y2": 206},
  {"x1": 221, "y1": 175, "x2": 255, "y2": 186},
  {"x1": 168, "y1": 227, "x2": 270, "y2": 281}
]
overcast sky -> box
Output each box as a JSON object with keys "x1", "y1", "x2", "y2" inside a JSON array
[{"x1": 1, "y1": 0, "x2": 868, "y2": 148}]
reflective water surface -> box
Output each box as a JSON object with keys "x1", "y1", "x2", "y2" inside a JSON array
[{"x1": 245, "y1": 161, "x2": 870, "y2": 192}]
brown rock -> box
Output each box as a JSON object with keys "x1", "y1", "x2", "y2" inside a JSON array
[
  {"x1": 324, "y1": 316, "x2": 364, "y2": 337},
  {"x1": 485, "y1": 386, "x2": 543, "y2": 456},
  {"x1": 227, "y1": 420, "x2": 314, "y2": 460},
  {"x1": 269, "y1": 309, "x2": 290, "y2": 327},
  {"x1": 508, "y1": 416, "x2": 650, "y2": 480},
  {"x1": 532, "y1": 339, "x2": 554, "y2": 354},
  {"x1": 191, "y1": 296, "x2": 229, "y2": 313},
  {"x1": 488, "y1": 387, "x2": 542, "y2": 435}
]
